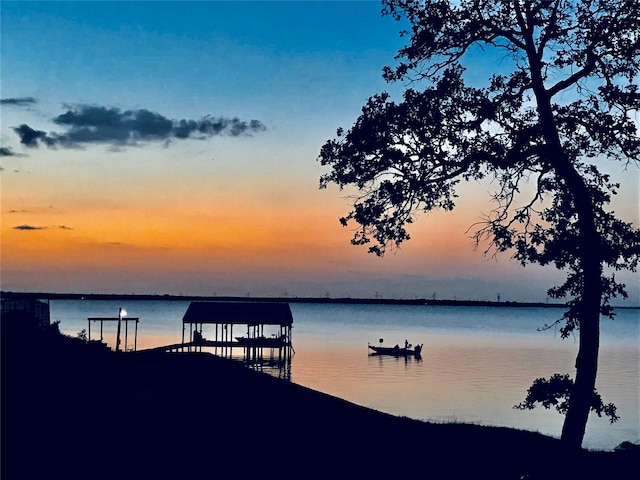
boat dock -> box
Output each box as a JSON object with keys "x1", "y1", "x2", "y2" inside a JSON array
[
  {"x1": 146, "y1": 338, "x2": 287, "y2": 353},
  {"x1": 82, "y1": 301, "x2": 294, "y2": 378},
  {"x1": 146, "y1": 301, "x2": 295, "y2": 378}
]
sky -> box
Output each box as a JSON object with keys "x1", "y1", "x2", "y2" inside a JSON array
[{"x1": 1, "y1": 1, "x2": 639, "y2": 303}]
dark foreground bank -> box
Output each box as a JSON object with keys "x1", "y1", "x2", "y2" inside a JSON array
[{"x1": 2, "y1": 323, "x2": 637, "y2": 480}]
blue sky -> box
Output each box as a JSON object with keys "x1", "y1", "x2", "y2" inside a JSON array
[
  {"x1": 2, "y1": 1, "x2": 404, "y2": 122},
  {"x1": 1, "y1": 1, "x2": 638, "y2": 303}
]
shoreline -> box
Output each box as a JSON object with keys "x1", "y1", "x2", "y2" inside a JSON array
[
  {"x1": 0, "y1": 289, "x2": 586, "y2": 308},
  {"x1": 4, "y1": 290, "x2": 639, "y2": 309},
  {"x1": 2, "y1": 319, "x2": 638, "y2": 479}
]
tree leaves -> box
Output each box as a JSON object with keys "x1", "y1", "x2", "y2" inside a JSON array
[
  {"x1": 319, "y1": 0, "x2": 639, "y2": 301},
  {"x1": 515, "y1": 373, "x2": 620, "y2": 424}
]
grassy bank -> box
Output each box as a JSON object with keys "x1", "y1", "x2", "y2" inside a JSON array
[{"x1": 2, "y1": 322, "x2": 636, "y2": 479}]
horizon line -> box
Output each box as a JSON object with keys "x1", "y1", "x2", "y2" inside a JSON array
[{"x1": 4, "y1": 290, "x2": 639, "y2": 309}]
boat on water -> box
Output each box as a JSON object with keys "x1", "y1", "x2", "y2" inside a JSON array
[
  {"x1": 368, "y1": 340, "x2": 423, "y2": 357},
  {"x1": 234, "y1": 335, "x2": 287, "y2": 347}
]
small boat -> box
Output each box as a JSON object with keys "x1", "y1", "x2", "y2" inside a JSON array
[
  {"x1": 368, "y1": 341, "x2": 423, "y2": 357},
  {"x1": 234, "y1": 335, "x2": 286, "y2": 347}
]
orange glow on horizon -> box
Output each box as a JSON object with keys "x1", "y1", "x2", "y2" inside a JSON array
[{"x1": 2, "y1": 157, "x2": 530, "y2": 296}]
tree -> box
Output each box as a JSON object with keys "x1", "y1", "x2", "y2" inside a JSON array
[
  {"x1": 319, "y1": 0, "x2": 640, "y2": 450},
  {"x1": 77, "y1": 329, "x2": 88, "y2": 342}
]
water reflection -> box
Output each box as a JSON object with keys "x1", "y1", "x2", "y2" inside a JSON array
[
  {"x1": 368, "y1": 352, "x2": 423, "y2": 365},
  {"x1": 239, "y1": 356, "x2": 292, "y2": 380},
  {"x1": 291, "y1": 339, "x2": 638, "y2": 451}
]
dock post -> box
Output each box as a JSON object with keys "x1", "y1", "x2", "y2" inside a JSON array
[{"x1": 115, "y1": 309, "x2": 123, "y2": 352}]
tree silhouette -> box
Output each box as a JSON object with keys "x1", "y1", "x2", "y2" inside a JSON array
[{"x1": 319, "y1": 0, "x2": 640, "y2": 450}]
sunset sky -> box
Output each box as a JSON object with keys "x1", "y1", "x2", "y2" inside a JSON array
[{"x1": 2, "y1": 1, "x2": 638, "y2": 303}]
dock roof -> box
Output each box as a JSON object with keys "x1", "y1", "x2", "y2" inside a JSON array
[{"x1": 182, "y1": 301, "x2": 293, "y2": 326}]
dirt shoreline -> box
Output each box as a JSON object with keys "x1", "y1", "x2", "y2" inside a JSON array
[{"x1": 2, "y1": 324, "x2": 637, "y2": 479}]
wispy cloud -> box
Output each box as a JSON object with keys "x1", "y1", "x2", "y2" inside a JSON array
[
  {"x1": 13, "y1": 224, "x2": 47, "y2": 231},
  {"x1": 0, "y1": 146, "x2": 24, "y2": 157},
  {"x1": 1, "y1": 147, "x2": 14, "y2": 156},
  {"x1": 9, "y1": 219, "x2": 74, "y2": 231},
  {"x1": 13, "y1": 104, "x2": 267, "y2": 149},
  {"x1": 1, "y1": 97, "x2": 37, "y2": 106}
]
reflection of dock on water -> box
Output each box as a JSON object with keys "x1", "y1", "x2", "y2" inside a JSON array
[{"x1": 148, "y1": 301, "x2": 294, "y2": 379}]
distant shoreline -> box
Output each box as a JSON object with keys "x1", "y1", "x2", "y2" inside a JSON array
[{"x1": 3, "y1": 290, "x2": 638, "y2": 309}]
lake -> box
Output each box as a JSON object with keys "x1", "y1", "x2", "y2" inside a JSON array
[{"x1": 49, "y1": 299, "x2": 639, "y2": 451}]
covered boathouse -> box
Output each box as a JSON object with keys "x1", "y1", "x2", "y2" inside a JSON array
[{"x1": 181, "y1": 301, "x2": 294, "y2": 375}]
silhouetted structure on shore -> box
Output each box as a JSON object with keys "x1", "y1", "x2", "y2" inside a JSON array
[
  {"x1": 1, "y1": 297, "x2": 50, "y2": 329},
  {"x1": 87, "y1": 314, "x2": 140, "y2": 352},
  {"x1": 143, "y1": 301, "x2": 294, "y2": 378}
]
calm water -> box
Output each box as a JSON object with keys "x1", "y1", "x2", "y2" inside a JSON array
[{"x1": 49, "y1": 299, "x2": 639, "y2": 451}]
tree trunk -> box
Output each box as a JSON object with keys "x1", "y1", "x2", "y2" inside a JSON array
[
  {"x1": 550, "y1": 156, "x2": 603, "y2": 451},
  {"x1": 541, "y1": 131, "x2": 602, "y2": 449},
  {"x1": 560, "y1": 249, "x2": 602, "y2": 449},
  {"x1": 532, "y1": 90, "x2": 603, "y2": 450},
  {"x1": 542, "y1": 150, "x2": 603, "y2": 450}
]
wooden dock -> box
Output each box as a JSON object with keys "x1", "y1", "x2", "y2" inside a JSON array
[
  {"x1": 140, "y1": 301, "x2": 295, "y2": 378},
  {"x1": 144, "y1": 338, "x2": 289, "y2": 353}
]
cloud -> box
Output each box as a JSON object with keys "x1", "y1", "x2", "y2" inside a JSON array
[
  {"x1": 12, "y1": 104, "x2": 267, "y2": 149},
  {"x1": 13, "y1": 124, "x2": 55, "y2": 147},
  {"x1": 56, "y1": 225, "x2": 74, "y2": 230},
  {"x1": 1, "y1": 97, "x2": 37, "y2": 106},
  {"x1": 13, "y1": 224, "x2": 46, "y2": 230},
  {"x1": 0, "y1": 147, "x2": 15, "y2": 156}
]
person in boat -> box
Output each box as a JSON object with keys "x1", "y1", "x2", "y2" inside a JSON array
[
  {"x1": 405, "y1": 339, "x2": 409, "y2": 349},
  {"x1": 394, "y1": 344, "x2": 399, "y2": 350}
]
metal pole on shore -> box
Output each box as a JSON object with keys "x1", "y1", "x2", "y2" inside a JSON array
[{"x1": 116, "y1": 308, "x2": 126, "y2": 352}]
